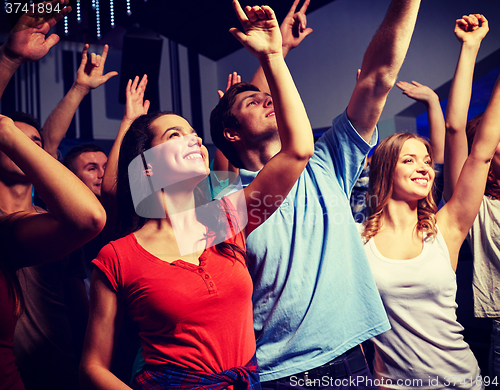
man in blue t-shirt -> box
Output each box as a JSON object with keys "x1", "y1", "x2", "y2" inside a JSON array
[{"x1": 210, "y1": 0, "x2": 421, "y2": 388}]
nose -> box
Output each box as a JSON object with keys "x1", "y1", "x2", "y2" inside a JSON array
[
  {"x1": 97, "y1": 167, "x2": 105, "y2": 179},
  {"x1": 264, "y1": 95, "x2": 273, "y2": 107},
  {"x1": 417, "y1": 163, "x2": 429, "y2": 174},
  {"x1": 187, "y1": 134, "x2": 202, "y2": 148}
]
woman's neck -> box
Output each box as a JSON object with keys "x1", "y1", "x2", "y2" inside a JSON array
[
  {"x1": 138, "y1": 188, "x2": 207, "y2": 257},
  {"x1": 380, "y1": 198, "x2": 419, "y2": 234}
]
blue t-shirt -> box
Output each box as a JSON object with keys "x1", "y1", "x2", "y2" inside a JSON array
[{"x1": 240, "y1": 110, "x2": 390, "y2": 381}]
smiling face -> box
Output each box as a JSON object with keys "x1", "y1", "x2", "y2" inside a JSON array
[
  {"x1": 392, "y1": 138, "x2": 435, "y2": 202},
  {"x1": 147, "y1": 114, "x2": 209, "y2": 184},
  {"x1": 73, "y1": 151, "x2": 108, "y2": 197}
]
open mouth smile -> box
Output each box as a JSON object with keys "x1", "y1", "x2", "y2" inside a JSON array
[{"x1": 184, "y1": 152, "x2": 203, "y2": 160}]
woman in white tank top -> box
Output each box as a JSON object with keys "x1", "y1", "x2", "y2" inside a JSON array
[{"x1": 359, "y1": 14, "x2": 495, "y2": 389}]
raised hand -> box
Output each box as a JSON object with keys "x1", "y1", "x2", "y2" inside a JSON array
[
  {"x1": 218, "y1": 72, "x2": 241, "y2": 99},
  {"x1": 124, "y1": 75, "x2": 150, "y2": 123},
  {"x1": 4, "y1": 0, "x2": 71, "y2": 63},
  {"x1": 73, "y1": 44, "x2": 118, "y2": 94},
  {"x1": 396, "y1": 80, "x2": 438, "y2": 105},
  {"x1": 281, "y1": 0, "x2": 313, "y2": 53},
  {"x1": 454, "y1": 14, "x2": 489, "y2": 45},
  {"x1": 230, "y1": 0, "x2": 282, "y2": 59}
]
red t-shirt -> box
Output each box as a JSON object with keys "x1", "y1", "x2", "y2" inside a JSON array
[{"x1": 93, "y1": 222, "x2": 255, "y2": 374}]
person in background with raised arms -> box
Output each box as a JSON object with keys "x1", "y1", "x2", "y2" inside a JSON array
[
  {"x1": 0, "y1": 0, "x2": 70, "y2": 101},
  {"x1": 1, "y1": 17, "x2": 115, "y2": 390},
  {"x1": 191, "y1": 0, "x2": 315, "y2": 199},
  {"x1": 442, "y1": 13, "x2": 500, "y2": 387},
  {"x1": 359, "y1": 13, "x2": 494, "y2": 388},
  {"x1": 41, "y1": 43, "x2": 117, "y2": 159},
  {"x1": 210, "y1": 0, "x2": 420, "y2": 388},
  {"x1": 80, "y1": 1, "x2": 313, "y2": 388},
  {"x1": 352, "y1": 79, "x2": 447, "y2": 223},
  {"x1": 0, "y1": 113, "x2": 105, "y2": 390},
  {"x1": 395, "y1": 80, "x2": 445, "y2": 200},
  {"x1": 0, "y1": 4, "x2": 106, "y2": 390}
]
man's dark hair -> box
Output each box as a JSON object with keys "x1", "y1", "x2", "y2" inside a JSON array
[
  {"x1": 210, "y1": 82, "x2": 260, "y2": 169},
  {"x1": 63, "y1": 144, "x2": 106, "y2": 173},
  {"x1": 8, "y1": 111, "x2": 43, "y2": 147},
  {"x1": 8, "y1": 111, "x2": 41, "y2": 132}
]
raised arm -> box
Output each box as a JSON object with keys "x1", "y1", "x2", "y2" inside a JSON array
[
  {"x1": 396, "y1": 81, "x2": 445, "y2": 164},
  {"x1": 347, "y1": 0, "x2": 421, "y2": 142},
  {"x1": 101, "y1": 75, "x2": 149, "y2": 203},
  {"x1": 43, "y1": 44, "x2": 117, "y2": 158},
  {"x1": 229, "y1": 0, "x2": 314, "y2": 235},
  {"x1": 0, "y1": 0, "x2": 71, "y2": 100},
  {"x1": 249, "y1": 0, "x2": 312, "y2": 94},
  {"x1": 438, "y1": 71, "x2": 500, "y2": 270},
  {"x1": 443, "y1": 14, "x2": 489, "y2": 201},
  {"x1": 0, "y1": 115, "x2": 105, "y2": 268},
  {"x1": 215, "y1": 73, "x2": 240, "y2": 177}
]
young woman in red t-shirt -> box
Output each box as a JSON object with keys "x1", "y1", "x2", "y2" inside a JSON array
[{"x1": 80, "y1": 2, "x2": 314, "y2": 389}]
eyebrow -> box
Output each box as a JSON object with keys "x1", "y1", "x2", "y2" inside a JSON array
[
  {"x1": 161, "y1": 126, "x2": 196, "y2": 139},
  {"x1": 401, "y1": 153, "x2": 431, "y2": 158}
]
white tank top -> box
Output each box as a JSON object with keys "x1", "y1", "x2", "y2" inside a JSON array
[{"x1": 364, "y1": 227, "x2": 483, "y2": 389}]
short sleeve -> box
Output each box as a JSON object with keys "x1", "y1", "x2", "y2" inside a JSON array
[
  {"x1": 311, "y1": 110, "x2": 378, "y2": 197},
  {"x1": 92, "y1": 243, "x2": 121, "y2": 292}
]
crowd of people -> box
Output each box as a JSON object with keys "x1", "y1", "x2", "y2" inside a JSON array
[{"x1": 0, "y1": 0, "x2": 499, "y2": 389}]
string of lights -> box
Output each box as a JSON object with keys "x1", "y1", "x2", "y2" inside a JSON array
[
  {"x1": 47, "y1": 0, "x2": 139, "y2": 39},
  {"x1": 76, "y1": 0, "x2": 81, "y2": 23},
  {"x1": 110, "y1": 0, "x2": 114, "y2": 27},
  {"x1": 95, "y1": 0, "x2": 100, "y2": 39}
]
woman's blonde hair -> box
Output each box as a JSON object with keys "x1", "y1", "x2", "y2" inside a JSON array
[{"x1": 362, "y1": 133, "x2": 438, "y2": 242}]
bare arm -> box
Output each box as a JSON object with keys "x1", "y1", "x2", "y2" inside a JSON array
[
  {"x1": 43, "y1": 44, "x2": 118, "y2": 158},
  {"x1": 80, "y1": 269, "x2": 130, "y2": 390},
  {"x1": 347, "y1": 0, "x2": 421, "y2": 142},
  {"x1": 443, "y1": 14, "x2": 488, "y2": 201},
  {"x1": 438, "y1": 71, "x2": 500, "y2": 270},
  {"x1": 0, "y1": 115, "x2": 105, "y2": 267},
  {"x1": 0, "y1": 0, "x2": 71, "y2": 100},
  {"x1": 215, "y1": 73, "x2": 241, "y2": 177},
  {"x1": 101, "y1": 75, "x2": 150, "y2": 202},
  {"x1": 229, "y1": 1, "x2": 314, "y2": 235},
  {"x1": 396, "y1": 81, "x2": 445, "y2": 163},
  {"x1": 249, "y1": 0, "x2": 312, "y2": 94}
]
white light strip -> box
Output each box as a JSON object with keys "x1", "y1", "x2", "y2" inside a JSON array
[
  {"x1": 77, "y1": 0, "x2": 81, "y2": 23},
  {"x1": 96, "y1": 0, "x2": 101, "y2": 39},
  {"x1": 126, "y1": 0, "x2": 131, "y2": 15},
  {"x1": 64, "y1": 15, "x2": 69, "y2": 35},
  {"x1": 110, "y1": 0, "x2": 115, "y2": 27}
]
